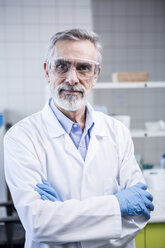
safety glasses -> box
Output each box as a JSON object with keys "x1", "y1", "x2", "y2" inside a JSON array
[{"x1": 49, "y1": 57, "x2": 100, "y2": 80}]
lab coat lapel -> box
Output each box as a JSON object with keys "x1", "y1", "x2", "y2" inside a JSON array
[
  {"x1": 85, "y1": 114, "x2": 107, "y2": 167},
  {"x1": 42, "y1": 102, "x2": 66, "y2": 138},
  {"x1": 42, "y1": 102, "x2": 85, "y2": 166},
  {"x1": 64, "y1": 133, "x2": 85, "y2": 166},
  {"x1": 85, "y1": 132, "x2": 99, "y2": 166}
]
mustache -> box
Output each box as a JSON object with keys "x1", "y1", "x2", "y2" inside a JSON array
[{"x1": 57, "y1": 83, "x2": 85, "y2": 94}]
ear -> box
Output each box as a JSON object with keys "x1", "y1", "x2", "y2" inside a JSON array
[
  {"x1": 92, "y1": 66, "x2": 101, "y2": 86},
  {"x1": 44, "y1": 62, "x2": 50, "y2": 83}
]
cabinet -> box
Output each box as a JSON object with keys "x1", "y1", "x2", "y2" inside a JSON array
[
  {"x1": 92, "y1": 82, "x2": 165, "y2": 164},
  {"x1": 135, "y1": 228, "x2": 145, "y2": 248},
  {"x1": 135, "y1": 223, "x2": 165, "y2": 248}
]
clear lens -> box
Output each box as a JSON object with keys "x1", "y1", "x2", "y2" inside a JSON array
[{"x1": 50, "y1": 57, "x2": 100, "y2": 79}]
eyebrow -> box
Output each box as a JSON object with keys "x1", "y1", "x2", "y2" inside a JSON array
[
  {"x1": 52, "y1": 57, "x2": 99, "y2": 64},
  {"x1": 55, "y1": 59, "x2": 71, "y2": 64}
]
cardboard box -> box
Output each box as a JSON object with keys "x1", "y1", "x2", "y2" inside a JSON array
[{"x1": 112, "y1": 72, "x2": 148, "y2": 82}]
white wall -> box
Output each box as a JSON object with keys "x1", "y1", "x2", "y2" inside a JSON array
[{"x1": 92, "y1": 0, "x2": 165, "y2": 82}]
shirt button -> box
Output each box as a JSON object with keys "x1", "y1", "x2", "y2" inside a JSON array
[{"x1": 73, "y1": 124, "x2": 78, "y2": 127}]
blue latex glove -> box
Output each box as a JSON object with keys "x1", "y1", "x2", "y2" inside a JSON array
[
  {"x1": 115, "y1": 182, "x2": 154, "y2": 219},
  {"x1": 35, "y1": 177, "x2": 61, "y2": 202}
]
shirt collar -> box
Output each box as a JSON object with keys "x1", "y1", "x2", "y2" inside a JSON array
[{"x1": 49, "y1": 98, "x2": 94, "y2": 134}]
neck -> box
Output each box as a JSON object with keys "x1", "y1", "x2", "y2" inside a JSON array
[{"x1": 56, "y1": 104, "x2": 86, "y2": 131}]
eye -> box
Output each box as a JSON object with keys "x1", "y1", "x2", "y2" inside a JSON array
[
  {"x1": 55, "y1": 60, "x2": 70, "y2": 72},
  {"x1": 76, "y1": 63, "x2": 92, "y2": 72}
]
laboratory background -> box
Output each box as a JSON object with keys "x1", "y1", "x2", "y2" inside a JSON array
[{"x1": 0, "y1": 0, "x2": 165, "y2": 247}]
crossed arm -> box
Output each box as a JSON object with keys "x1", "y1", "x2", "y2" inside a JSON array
[{"x1": 36, "y1": 178, "x2": 154, "y2": 220}]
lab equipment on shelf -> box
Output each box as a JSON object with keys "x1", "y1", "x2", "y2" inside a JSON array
[{"x1": 145, "y1": 120, "x2": 165, "y2": 131}]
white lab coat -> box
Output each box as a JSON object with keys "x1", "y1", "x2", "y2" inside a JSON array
[{"x1": 4, "y1": 101, "x2": 148, "y2": 248}]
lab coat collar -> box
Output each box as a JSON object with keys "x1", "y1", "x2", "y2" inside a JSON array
[
  {"x1": 42, "y1": 100, "x2": 66, "y2": 138},
  {"x1": 41, "y1": 100, "x2": 107, "y2": 138}
]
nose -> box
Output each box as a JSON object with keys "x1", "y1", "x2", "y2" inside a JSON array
[{"x1": 66, "y1": 67, "x2": 79, "y2": 85}]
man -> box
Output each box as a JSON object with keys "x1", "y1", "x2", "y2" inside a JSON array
[{"x1": 4, "y1": 29, "x2": 154, "y2": 248}]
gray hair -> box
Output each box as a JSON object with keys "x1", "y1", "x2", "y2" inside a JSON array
[{"x1": 45, "y1": 28, "x2": 102, "y2": 71}]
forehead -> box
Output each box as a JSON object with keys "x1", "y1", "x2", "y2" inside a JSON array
[{"x1": 53, "y1": 40, "x2": 96, "y2": 61}]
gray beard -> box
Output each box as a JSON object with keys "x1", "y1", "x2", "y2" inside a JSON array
[{"x1": 50, "y1": 83, "x2": 89, "y2": 111}]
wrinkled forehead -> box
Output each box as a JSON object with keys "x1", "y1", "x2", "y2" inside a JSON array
[{"x1": 53, "y1": 40, "x2": 97, "y2": 61}]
